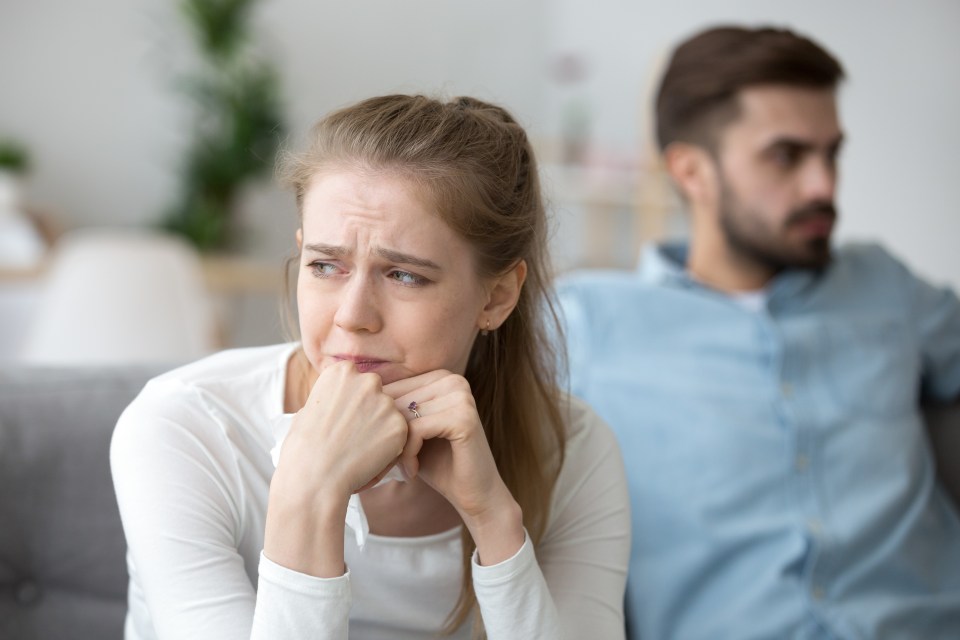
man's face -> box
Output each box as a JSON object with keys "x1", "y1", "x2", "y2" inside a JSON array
[{"x1": 712, "y1": 85, "x2": 844, "y2": 271}]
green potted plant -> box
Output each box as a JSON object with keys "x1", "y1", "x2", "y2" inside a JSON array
[
  {"x1": 0, "y1": 139, "x2": 30, "y2": 176},
  {"x1": 0, "y1": 138, "x2": 45, "y2": 268},
  {"x1": 161, "y1": 0, "x2": 285, "y2": 252}
]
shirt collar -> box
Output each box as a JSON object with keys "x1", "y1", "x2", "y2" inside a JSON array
[
  {"x1": 638, "y1": 242, "x2": 689, "y2": 285},
  {"x1": 638, "y1": 241, "x2": 822, "y2": 307}
]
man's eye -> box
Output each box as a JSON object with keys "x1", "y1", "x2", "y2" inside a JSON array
[
  {"x1": 309, "y1": 262, "x2": 339, "y2": 277},
  {"x1": 389, "y1": 270, "x2": 427, "y2": 286},
  {"x1": 771, "y1": 146, "x2": 801, "y2": 167},
  {"x1": 826, "y1": 145, "x2": 843, "y2": 167}
]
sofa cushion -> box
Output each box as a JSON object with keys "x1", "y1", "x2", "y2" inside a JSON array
[{"x1": 0, "y1": 366, "x2": 166, "y2": 640}]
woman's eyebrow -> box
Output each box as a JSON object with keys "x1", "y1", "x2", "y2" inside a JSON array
[
  {"x1": 377, "y1": 247, "x2": 441, "y2": 271},
  {"x1": 303, "y1": 243, "x2": 348, "y2": 257},
  {"x1": 303, "y1": 243, "x2": 441, "y2": 271}
]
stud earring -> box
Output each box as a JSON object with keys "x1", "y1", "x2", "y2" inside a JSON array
[{"x1": 481, "y1": 319, "x2": 491, "y2": 336}]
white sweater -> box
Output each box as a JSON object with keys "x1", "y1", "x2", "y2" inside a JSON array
[{"x1": 111, "y1": 344, "x2": 630, "y2": 639}]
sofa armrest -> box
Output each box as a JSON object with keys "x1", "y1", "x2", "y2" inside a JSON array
[{"x1": 926, "y1": 403, "x2": 960, "y2": 512}]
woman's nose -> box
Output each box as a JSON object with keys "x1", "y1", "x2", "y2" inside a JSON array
[{"x1": 333, "y1": 275, "x2": 383, "y2": 333}]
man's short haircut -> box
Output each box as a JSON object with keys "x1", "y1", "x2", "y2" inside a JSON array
[{"x1": 655, "y1": 26, "x2": 845, "y2": 152}]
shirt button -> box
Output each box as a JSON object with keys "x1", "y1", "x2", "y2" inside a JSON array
[
  {"x1": 795, "y1": 454, "x2": 809, "y2": 471},
  {"x1": 812, "y1": 586, "x2": 826, "y2": 600},
  {"x1": 807, "y1": 519, "x2": 823, "y2": 536},
  {"x1": 781, "y1": 383, "x2": 794, "y2": 397}
]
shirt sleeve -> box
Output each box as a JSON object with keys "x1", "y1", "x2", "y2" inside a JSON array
[
  {"x1": 111, "y1": 379, "x2": 352, "y2": 639},
  {"x1": 911, "y1": 270, "x2": 960, "y2": 402},
  {"x1": 471, "y1": 402, "x2": 631, "y2": 639}
]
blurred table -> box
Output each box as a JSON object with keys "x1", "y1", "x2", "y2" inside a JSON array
[
  {"x1": 199, "y1": 254, "x2": 285, "y2": 295},
  {"x1": 0, "y1": 255, "x2": 284, "y2": 293},
  {"x1": 0, "y1": 255, "x2": 286, "y2": 363}
]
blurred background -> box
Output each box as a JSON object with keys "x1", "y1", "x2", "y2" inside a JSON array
[{"x1": 1, "y1": 0, "x2": 958, "y2": 363}]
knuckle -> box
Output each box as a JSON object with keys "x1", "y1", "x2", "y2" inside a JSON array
[{"x1": 358, "y1": 371, "x2": 382, "y2": 391}]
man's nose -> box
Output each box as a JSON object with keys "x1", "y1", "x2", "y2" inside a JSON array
[
  {"x1": 334, "y1": 275, "x2": 382, "y2": 333},
  {"x1": 801, "y1": 155, "x2": 837, "y2": 203}
]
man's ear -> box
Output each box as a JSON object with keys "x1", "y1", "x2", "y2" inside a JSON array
[
  {"x1": 664, "y1": 142, "x2": 717, "y2": 207},
  {"x1": 480, "y1": 260, "x2": 528, "y2": 331}
]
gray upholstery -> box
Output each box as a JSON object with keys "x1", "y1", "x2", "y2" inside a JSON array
[
  {"x1": 0, "y1": 366, "x2": 168, "y2": 640},
  {"x1": 0, "y1": 366, "x2": 957, "y2": 640}
]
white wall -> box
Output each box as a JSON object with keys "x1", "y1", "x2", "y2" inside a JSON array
[
  {"x1": 1, "y1": 0, "x2": 550, "y2": 263},
  {"x1": 545, "y1": 0, "x2": 960, "y2": 287},
  {"x1": 2, "y1": 0, "x2": 958, "y2": 290}
]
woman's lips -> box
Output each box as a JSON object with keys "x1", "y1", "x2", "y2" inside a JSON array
[{"x1": 332, "y1": 355, "x2": 389, "y2": 373}]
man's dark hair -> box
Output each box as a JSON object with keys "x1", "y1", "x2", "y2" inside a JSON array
[{"x1": 655, "y1": 26, "x2": 845, "y2": 152}]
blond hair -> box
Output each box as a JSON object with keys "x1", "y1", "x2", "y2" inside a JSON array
[{"x1": 279, "y1": 94, "x2": 567, "y2": 635}]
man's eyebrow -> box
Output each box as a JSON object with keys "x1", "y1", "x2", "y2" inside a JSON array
[
  {"x1": 764, "y1": 133, "x2": 845, "y2": 151},
  {"x1": 764, "y1": 137, "x2": 813, "y2": 151},
  {"x1": 302, "y1": 243, "x2": 441, "y2": 271}
]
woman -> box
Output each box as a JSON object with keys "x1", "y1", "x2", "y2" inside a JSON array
[{"x1": 111, "y1": 95, "x2": 630, "y2": 639}]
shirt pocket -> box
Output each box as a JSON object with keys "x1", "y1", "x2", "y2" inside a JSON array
[{"x1": 819, "y1": 316, "x2": 919, "y2": 418}]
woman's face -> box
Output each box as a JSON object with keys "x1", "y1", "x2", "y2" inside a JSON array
[{"x1": 296, "y1": 169, "x2": 490, "y2": 385}]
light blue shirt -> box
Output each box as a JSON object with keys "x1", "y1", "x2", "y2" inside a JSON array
[{"x1": 557, "y1": 243, "x2": 960, "y2": 640}]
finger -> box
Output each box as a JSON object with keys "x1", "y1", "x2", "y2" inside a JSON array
[
  {"x1": 398, "y1": 393, "x2": 459, "y2": 425},
  {"x1": 303, "y1": 359, "x2": 357, "y2": 405},
  {"x1": 390, "y1": 374, "x2": 467, "y2": 408},
  {"x1": 355, "y1": 458, "x2": 399, "y2": 493},
  {"x1": 382, "y1": 369, "x2": 451, "y2": 399},
  {"x1": 400, "y1": 429, "x2": 425, "y2": 480},
  {"x1": 393, "y1": 378, "x2": 475, "y2": 420}
]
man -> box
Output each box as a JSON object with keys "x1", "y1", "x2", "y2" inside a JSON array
[{"x1": 558, "y1": 26, "x2": 960, "y2": 639}]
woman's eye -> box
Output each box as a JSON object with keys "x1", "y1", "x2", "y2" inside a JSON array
[
  {"x1": 309, "y1": 261, "x2": 339, "y2": 277},
  {"x1": 389, "y1": 270, "x2": 427, "y2": 286}
]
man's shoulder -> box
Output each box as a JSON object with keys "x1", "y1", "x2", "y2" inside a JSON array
[
  {"x1": 556, "y1": 268, "x2": 662, "y2": 308},
  {"x1": 831, "y1": 241, "x2": 921, "y2": 282},
  {"x1": 820, "y1": 242, "x2": 920, "y2": 301}
]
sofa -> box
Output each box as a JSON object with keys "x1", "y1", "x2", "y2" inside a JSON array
[
  {"x1": 0, "y1": 366, "x2": 168, "y2": 640},
  {"x1": 0, "y1": 366, "x2": 958, "y2": 640}
]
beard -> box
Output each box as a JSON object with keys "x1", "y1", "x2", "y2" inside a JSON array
[{"x1": 717, "y1": 178, "x2": 836, "y2": 273}]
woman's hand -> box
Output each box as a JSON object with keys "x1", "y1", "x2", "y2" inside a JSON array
[
  {"x1": 264, "y1": 360, "x2": 408, "y2": 577},
  {"x1": 279, "y1": 359, "x2": 408, "y2": 502},
  {"x1": 383, "y1": 371, "x2": 525, "y2": 565}
]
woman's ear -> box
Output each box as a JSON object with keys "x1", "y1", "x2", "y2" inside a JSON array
[
  {"x1": 480, "y1": 260, "x2": 528, "y2": 331},
  {"x1": 295, "y1": 228, "x2": 303, "y2": 252}
]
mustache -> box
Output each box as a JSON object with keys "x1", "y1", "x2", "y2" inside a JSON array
[{"x1": 786, "y1": 201, "x2": 837, "y2": 226}]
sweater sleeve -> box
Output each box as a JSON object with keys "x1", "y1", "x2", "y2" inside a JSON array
[
  {"x1": 471, "y1": 401, "x2": 631, "y2": 639},
  {"x1": 252, "y1": 554, "x2": 351, "y2": 638},
  {"x1": 111, "y1": 379, "x2": 352, "y2": 639}
]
